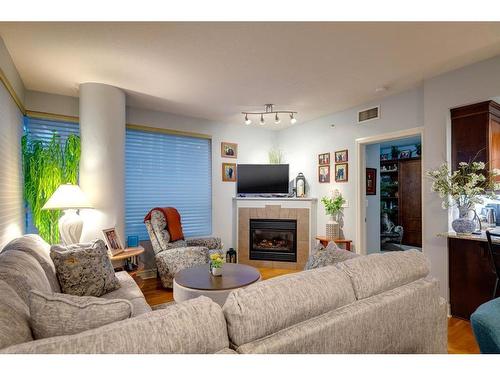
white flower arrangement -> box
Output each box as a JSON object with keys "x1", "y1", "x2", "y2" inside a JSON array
[{"x1": 427, "y1": 161, "x2": 500, "y2": 211}]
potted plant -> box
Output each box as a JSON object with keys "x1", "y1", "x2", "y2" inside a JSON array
[
  {"x1": 321, "y1": 190, "x2": 346, "y2": 239},
  {"x1": 209, "y1": 253, "x2": 224, "y2": 276},
  {"x1": 427, "y1": 161, "x2": 500, "y2": 235}
]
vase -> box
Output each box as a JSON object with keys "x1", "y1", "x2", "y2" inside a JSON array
[
  {"x1": 326, "y1": 215, "x2": 339, "y2": 240},
  {"x1": 451, "y1": 206, "x2": 476, "y2": 235},
  {"x1": 211, "y1": 266, "x2": 222, "y2": 277}
]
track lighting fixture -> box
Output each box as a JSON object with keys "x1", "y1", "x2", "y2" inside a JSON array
[{"x1": 242, "y1": 104, "x2": 297, "y2": 126}]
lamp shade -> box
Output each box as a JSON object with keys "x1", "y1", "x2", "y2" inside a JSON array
[{"x1": 42, "y1": 184, "x2": 93, "y2": 210}]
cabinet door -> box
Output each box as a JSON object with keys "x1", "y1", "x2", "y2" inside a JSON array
[
  {"x1": 398, "y1": 159, "x2": 422, "y2": 247},
  {"x1": 451, "y1": 113, "x2": 488, "y2": 170},
  {"x1": 449, "y1": 238, "x2": 497, "y2": 319}
]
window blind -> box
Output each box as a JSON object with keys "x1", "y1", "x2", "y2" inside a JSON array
[
  {"x1": 125, "y1": 128, "x2": 212, "y2": 240},
  {"x1": 23, "y1": 116, "x2": 80, "y2": 233}
]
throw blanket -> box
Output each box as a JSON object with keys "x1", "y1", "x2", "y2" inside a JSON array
[{"x1": 144, "y1": 207, "x2": 184, "y2": 241}]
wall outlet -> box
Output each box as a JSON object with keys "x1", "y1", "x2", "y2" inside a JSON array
[{"x1": 343, "y1": 199, "x2": 350, "y2": 208}]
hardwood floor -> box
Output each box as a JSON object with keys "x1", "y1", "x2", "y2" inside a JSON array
[{"x1": 138, "y1": 267, "x2": 480, "y2": 354}]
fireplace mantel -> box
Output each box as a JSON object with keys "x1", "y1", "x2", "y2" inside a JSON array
[{"x1": 233, "y1": 197, "x2": 317, "y2": 269}]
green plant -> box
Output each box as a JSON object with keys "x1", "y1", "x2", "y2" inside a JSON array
[
  {"x1": 268, "y1": 148, "x2": 284, "y2": 164},
  {"x1": 427, "y1": 160, "x2": 499, "y2": 210},
  {"x1": 22, "y1": 132, "x2": 81, "y2": 244},
  {"x1": 321, "y1": 190, "x2": 346, "y2": 217},
  {"x1": 391, "y1": 146, "x2": 400, "y2": 160}
]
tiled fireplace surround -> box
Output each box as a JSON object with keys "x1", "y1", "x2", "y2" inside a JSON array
[{"x1": 235, "y1": 198, "x2": 317, "y2": 270}]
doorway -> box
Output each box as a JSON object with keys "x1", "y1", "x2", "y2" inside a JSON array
[{"x1": 355, "y1": 128, "x2": 424, "y2": 255}]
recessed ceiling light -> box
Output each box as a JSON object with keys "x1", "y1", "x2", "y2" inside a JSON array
[{"x1": 375, "y1": 86, "x2": 388, "y2": 93}]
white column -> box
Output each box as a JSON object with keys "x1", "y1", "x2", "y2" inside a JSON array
[{"x1": 79, "y1": 83, "x2": 126, "y2": 243}]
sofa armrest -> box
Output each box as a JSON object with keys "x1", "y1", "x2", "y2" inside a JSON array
[
  {"x1": 1, "y1": 297, "x2": 229, "y2": 354},
  {"x1": 186, "y1": 237, "x2": 222, "y2": 250}
]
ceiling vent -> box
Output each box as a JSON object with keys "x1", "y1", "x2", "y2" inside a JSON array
[{"x1": 358, "y1": 106, "x2": 380, "y2": 123}]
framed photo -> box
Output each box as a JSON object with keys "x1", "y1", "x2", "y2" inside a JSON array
[
  {"x1": 399, "y1": 149, "x2": 411, "y2": 159},
  {"x1": 335, "y1": 163, "x2": 349, "y2": 182},
  {"x1": 222, "y1": 162, "x2": 237, "y2": 182},
  {"x1": 380, "y1": 153, "x2": 389, "y2": 161},
  {"x1": 318, "y1": 165, "x2": 330, "y2": 183},
  {"x1": 221, "y1": 142, "x2": 238, "y2": 158},
  {"x1": 335, "y1": 149, "x2": 348, "y2": 163},
  {"x1": 318, "y1": 152, "x2": 330, "y2": 165},
  {"x1": 366, "y1": 168, "x2": 377, "y2": 195},
  {"x1": 102, "y1": 228, "x2": 124, "y2": 256}
]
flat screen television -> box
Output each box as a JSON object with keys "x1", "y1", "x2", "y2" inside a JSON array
[{"x1": 237, "y1": 164, "x2": 289, "y2": 195}]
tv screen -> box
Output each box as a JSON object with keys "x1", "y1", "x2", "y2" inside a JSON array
[{"x1": 237, "y1": 164, "x2": 289, "y2": 194}]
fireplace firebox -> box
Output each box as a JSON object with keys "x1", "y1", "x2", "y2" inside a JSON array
[{"x1": 249, "y1": 219, "x2": 297, "y2": 262}]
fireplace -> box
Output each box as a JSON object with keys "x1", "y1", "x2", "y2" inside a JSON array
[{"x1": 249, "y1": 219, "x2": 297, "y2": 262}]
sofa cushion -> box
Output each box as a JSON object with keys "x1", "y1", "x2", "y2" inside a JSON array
[
  {"x1": 2, "y1": 234, "x2": 60, "y2": 292},
  {"x1": 0, "y1": 280, "x2": 33, "y2": 350},
  {"x1": 304, "y1": 241, "x2": 359, "y2": 270},
  {"x1": 222, "y1": 265, "x2": 356, "y2": 346},
  {"x1": 100, "y1": 271, "x2": 152, "y2": 317},
  {"x1": 0, "y1": 250, "x2": 52, "y2": 304},
  {"x1": 29, "y1": 290, "x2": 133, "y2": 339},
  {"x1": 336, "y1": 249, "x2": 429, "y2": 300},
  {"x1": 2, "y1": 296, "x2": 229, "y2": 354},
  {"x1": 50, "y1": 240, "x2": 120, "y2": 297}
]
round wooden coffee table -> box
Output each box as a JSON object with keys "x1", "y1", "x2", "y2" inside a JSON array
[{"x1": 173, "y1": 263, "x2": 261, "y2": 306}]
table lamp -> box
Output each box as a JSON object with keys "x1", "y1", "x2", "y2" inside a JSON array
[{"x1": 42, "y1": 184, "x2": 93, "y2": 244}]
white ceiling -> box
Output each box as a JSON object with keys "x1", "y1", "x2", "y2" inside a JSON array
[{"x1": 1, "y1": 22, "x2": 500, "y2": 128}]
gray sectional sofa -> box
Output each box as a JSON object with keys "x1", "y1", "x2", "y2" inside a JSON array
[{"x1": 0, "y1": 235, "x2": 447, "y2": 354}]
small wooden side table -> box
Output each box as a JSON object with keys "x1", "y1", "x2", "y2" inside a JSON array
[
  {"x1": 109, "y1": 246, "x2": 145, "y2": 272},
  {"x1": 315, "y1": 236, "x2": 353, "y2": 251}
]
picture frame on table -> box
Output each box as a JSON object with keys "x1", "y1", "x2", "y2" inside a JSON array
[
  {"x1": 366, "y1": 168, "x2": 377, "y2": 195},
  {"x1": 102, "y1": 228, "x2": 124, "y2": 256},
  {"x1": 222, "y1": 162, "x2": 237, "y2": 182},
  {"x1": 221, "y1": 142, "x2": 238, "y2": 158},
  {"x1": 335, "y1": 149, "x2": 348, "y2": 163},
  {"x1": 335, "y1": 163, "x2": 349, "y2": 182},
  {"x1": 318, "y1": 152, "x2": 330, "y2": 165},
  {"x1": 318, "y1": 165, "x2": 330, "y2": 183}
]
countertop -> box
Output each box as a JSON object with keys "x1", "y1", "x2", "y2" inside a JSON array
[{"x1": 438, "y1": 231, "x2": 490, "y2": 242}]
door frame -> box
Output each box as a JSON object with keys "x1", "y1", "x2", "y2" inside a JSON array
[{"x1": 355, "y1": 127, "x2": 424, "y2": 255}]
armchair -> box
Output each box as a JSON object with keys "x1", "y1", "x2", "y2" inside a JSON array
[{"x1": 145, "y1": 209, "x2": 222, "y2": 288}]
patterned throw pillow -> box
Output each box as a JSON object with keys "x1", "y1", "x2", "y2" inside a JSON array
[
  {"x1": 50, "y1": 240, "x2": 120, "y2": 297},
  {"x1": 29, "y1": 290, "x2": 132, "y2": 339},
  {"x1": 304, "y1": 241, "x2": 360, "y2": 270}
]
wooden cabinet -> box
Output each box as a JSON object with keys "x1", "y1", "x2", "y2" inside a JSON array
[
  {"x1": 448, "y1": 237, "x2": 497, "y2": 320},
  {"x1": 451, "y1": 100, "x2": 500, "y2": 174},
  {"x1": 399, "y1": 159, "x2": 422, "y2": 247}
]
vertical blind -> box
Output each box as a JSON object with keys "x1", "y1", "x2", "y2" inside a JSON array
[
  {"x1": 125, "y1": 128, "x2": 212, "y2": 240},
  {"x1": 23, "y1": 116, "x2": 80, "y2": 233}
]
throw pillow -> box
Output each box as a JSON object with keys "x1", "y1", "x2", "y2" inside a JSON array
[
  {"x1": 29, "y1": 290, "x2": 133, "y2": 339},
  {"x1": 50, "y1": 239, "x2": 120, "y2": 297},
  {"x1": 304, "y1": 241, "x2": 360, "y2": 270}
]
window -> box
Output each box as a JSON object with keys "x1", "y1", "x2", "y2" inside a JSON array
[
  {"x1": 23, "y1": 116, "x2": 80, "y2": 233},
  {"x1": 125, "y1": 128, "x2": 212, "y2": 240}
]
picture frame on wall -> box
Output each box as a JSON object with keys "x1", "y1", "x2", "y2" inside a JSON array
[
  {"x1": 221, "y1": 142, "x2": 238, "y2": 158},
  {"x1": 318, "y1": 152, "x2": 330, "y2": 165},
  {"x1": 318, "y1": 165, "x2": 330, "y2": 183},
  {"x1": 102, "y1": 228, "x2": 124, "y2": 256},
  {"x1": 335, "y1": 149, "x2": 348, "y2": 163},
  {"x1": 222, "y1": 162, "x2": 237, "y2": 182},
  {"x1": 335, "y1": 163, "x2": 348, "y2": 182},
  {"x1": 366, "y1": 168, "x2": 377, "y2": 195}
]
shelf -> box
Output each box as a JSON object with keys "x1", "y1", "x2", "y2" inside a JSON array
[{"x1": 381, "y1": 196, "x2": 398, "y2": 199}]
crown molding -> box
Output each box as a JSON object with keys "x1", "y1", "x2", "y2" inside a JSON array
[
  {"x1": 0, "y1": 66, "x2": 25, "y2": 114},
  {"x1": 126, "y1": 123, "x2": 212, "y2": 140},
  {"x1": 25, "y1": 110, "x2": 79, "y2": 123}
]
